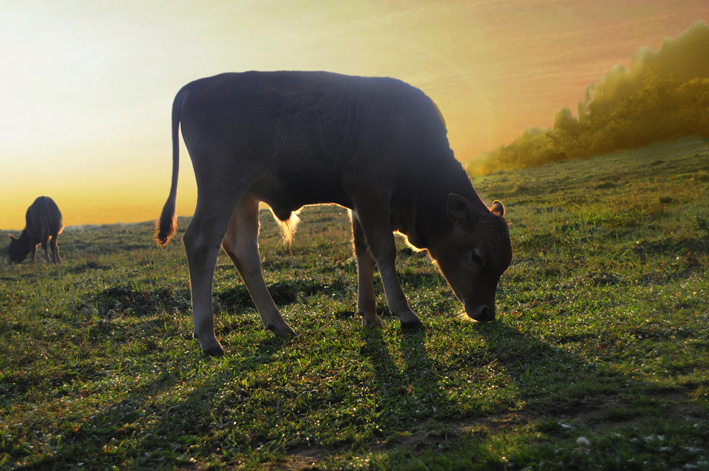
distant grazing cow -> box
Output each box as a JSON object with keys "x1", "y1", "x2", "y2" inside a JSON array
[
  {"x1": 9, "y1": 196, "x2": 63, "y2": 264},
  {"x1": 156, "y1": 71, "x2": 512, "y2": 356}
]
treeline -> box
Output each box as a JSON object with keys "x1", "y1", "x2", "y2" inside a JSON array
[
  {"x1": 467, "y1": 21, "x2": 709, "y2": 175},
  {"x1": 467, "y1": 71, "x2": 709, "y2": 175}
]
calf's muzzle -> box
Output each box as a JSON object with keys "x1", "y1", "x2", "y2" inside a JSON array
[{"x1": 467, "y1": 304, "x2": 496, "y2": 322}]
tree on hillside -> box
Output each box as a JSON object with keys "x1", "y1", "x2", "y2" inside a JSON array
[{"x1": 467, "y1": 68, "x2": 709, "y2": 175}]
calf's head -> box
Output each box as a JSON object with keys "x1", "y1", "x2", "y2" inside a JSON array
[
  {"x1": 430, "y1": 194, "x2": 512, "y2": 322},
  {"x1": 8, "y1": 234, "x2": 31, "y2": 264}
]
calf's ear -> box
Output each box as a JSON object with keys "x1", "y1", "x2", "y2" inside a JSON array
[
  {"x1": 447, "y1": 194, "x2": 471, "y2": 224},
  {"x1": 8, "y1": 234, "x2": 18, "y2": 241},
  {"x1": 490, "y1": 200, "x2": 505, "y2": 218}
]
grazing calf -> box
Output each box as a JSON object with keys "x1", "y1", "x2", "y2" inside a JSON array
[
  {"x1": 9, "y1": 196, "x2": 63, "y2": 264},
  {"x1": 156, "y1": 71, "x2": 512, "y2": 356}
]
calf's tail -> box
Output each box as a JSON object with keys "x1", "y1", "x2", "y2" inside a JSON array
[{"x1": 155, "y1": 88, "x2": 187, "y2": 246}]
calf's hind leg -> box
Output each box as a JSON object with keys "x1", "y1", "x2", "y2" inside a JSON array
[
  {"x1": 351, "y1": 213, "x2": 382, "y2": 327},
  {"x1": 222, "y1": 193, "x2": 295, "y2": 336},
  {"x1": 183, "y1": 196, "x2": 240, "y2": 356}
]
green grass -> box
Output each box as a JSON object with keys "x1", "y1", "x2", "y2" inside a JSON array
[{"x1": 1, "y1": 137, "x2": 708, "y2": 470}]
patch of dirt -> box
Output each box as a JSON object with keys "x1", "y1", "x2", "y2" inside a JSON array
[{"x1": 263, "y1": 449, "x2": 324, "y2": 471}]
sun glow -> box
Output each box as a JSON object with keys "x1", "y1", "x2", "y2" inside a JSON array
[{"x1": 2, "y1": 1, "x2": 708, "y2": 229}]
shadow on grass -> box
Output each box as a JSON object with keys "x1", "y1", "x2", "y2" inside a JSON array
[
  {"x1": 215, "y1": 278, "x2": 351, "y2": 312},
  {"x1": 635, "y1": 235, "x2": 709, "y2": 259},
  {"x1": 10, "y1": 316, "x2": 688, "y2": 470},
  {"x1": 77, "y1": 284, "x2": 191, "y2": 318},
  {"x1": 15, "y1": 338, "x2": 284, "y2": 470},
  {"x1": 474, "y1": 320, "x2": 630, "y2": 414},
  {"x1": 360, "y1": 326, "x2": 445, "y2": 431}
]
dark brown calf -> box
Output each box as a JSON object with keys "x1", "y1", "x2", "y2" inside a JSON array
[
  {"x1": 156, "y1": 71, "x2": 512, "y2": 356},
  {"x1": 9, "y1": 196, "x2": 63, "y2": 264}
]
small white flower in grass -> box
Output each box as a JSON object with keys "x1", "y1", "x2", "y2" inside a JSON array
[{"x1": 576, "y1": 437, "x2": 591, "y2": 446}]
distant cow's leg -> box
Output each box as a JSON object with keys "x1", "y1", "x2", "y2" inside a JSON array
[
  {"x1": 183, "y1": 196, "x2": 239, "y2": 356},
  {"x1": 353, "y1": 197, "x2": 422, "y2": 328},
  {"x1": 40, "y1": 238, "x2": 52, "y2": 263},
  {"x1": 351, "y1": 213, "x2": 382, "y2": 327},
  {"x1": 49, "y1": 234, "x2": 61, "y2": 263},
  {"x1": 222, "y1": 193, "x2": 295, "y2": 336}
]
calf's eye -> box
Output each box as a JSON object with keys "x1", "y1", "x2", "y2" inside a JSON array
[{"x1": 471, "y1": 249, "x2": 484, "y2": 266}]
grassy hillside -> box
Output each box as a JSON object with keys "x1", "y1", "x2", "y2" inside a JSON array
[{"x1": 1, "y1": 137, "x2": 708, "y2": 470}]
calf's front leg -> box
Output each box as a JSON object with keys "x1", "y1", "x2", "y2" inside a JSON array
[{"x1": 352, "y1": 202, "x2": 422, "y2": 328}]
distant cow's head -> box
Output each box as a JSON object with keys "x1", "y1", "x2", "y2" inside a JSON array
[
  {"x1": 8, "y1": 234, "x2": 31, "y2": 264},
  {"x1": 430, "y1": 194, "x2": 512, "y2": 322}
]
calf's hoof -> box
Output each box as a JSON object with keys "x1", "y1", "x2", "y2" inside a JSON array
[
  {"x1": 195, "y1": 334, "x2": 224, "y2": 356},
  {"x1": 400, "y1": 318, "x2": 424, "y2": 330},
  {"x1": 266, "y1": 322, "x2": 296, "y2": 337},
  {"x1": 397, "y1": 310, "x2": 423, "y2": 329},
  {"x1": 360, "y1": 311, "x2": 383, "y2": 328},
  {"x1": 203, "y1": 345, "x2": 225, "y2": 356}
]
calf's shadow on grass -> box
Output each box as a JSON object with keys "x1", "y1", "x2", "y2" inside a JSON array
[
  {"x1": 81, "y1": 285, "x2": 191, "y2": 318},
  {"x1": 473, "y1": 320, "x2": 633, "y2": 415},
  {"x1": 12, "y1": 319, "x2": 675, "y2": 470},
  {"x1": 358, "y1": 319, "x2": 626, "y2": 426},
  {"x1": 360, "y1": 326, "x2": 444, "y2": 429},
  {"x1": 12, "y1": 285, "x2": 673, "y2": 470},
  {"x1": 214, "y1": 277, "x2": 351, "y2": 314}
]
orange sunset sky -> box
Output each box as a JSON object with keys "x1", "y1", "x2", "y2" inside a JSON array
[{"x1": 2, "y1": 0, "x2": 708, "y2": 230}]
